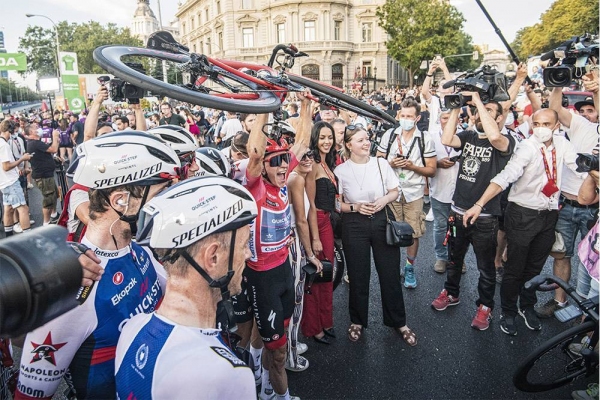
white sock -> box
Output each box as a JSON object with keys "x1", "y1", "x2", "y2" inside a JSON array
[
  {"x1": 275, "y1": 389, "x2": 291, "y2": 400},
  {"x1": 261, "y1": 369, "x2": 273, "y2": 398},
  {"x1": 250, "y1": 345, "x2": 262, "y2": 374},
  {"x1": 50, "y1": 212, "x2": 58, "y2": 218}
]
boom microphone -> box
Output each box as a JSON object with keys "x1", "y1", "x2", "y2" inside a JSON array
[{"x1": 442, "y1": 80, "x2": 456, "y2": 89}]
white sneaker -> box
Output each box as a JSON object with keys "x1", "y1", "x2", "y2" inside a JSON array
[
  {"x1": 285, "y1": 355, "x2": 309, "y2": 372},
  {"x1": 297, "y1": 342, "x2": 308, "y2": 355},
  {"x1": 13, "y1": 223, "x2": 22, "y2": 233},
  {"x1": 425, "y1": 208, "x2": 434, "y2": 222}
]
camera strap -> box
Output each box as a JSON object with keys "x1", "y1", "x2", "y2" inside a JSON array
[{"x1": 540, "y1": 147, "x2": 557, "y2": 183}]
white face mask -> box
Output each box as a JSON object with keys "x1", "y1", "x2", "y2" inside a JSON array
[
  {"x1": 532, "y1": 127, "x2": 553, "y2": 143},
  {"x1": 399, "y1": 119, "x2": 415, "y2": 131}
]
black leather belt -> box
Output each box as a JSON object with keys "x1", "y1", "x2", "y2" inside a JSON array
[{"x1": 560, "y1": 195, "x2": 599, "y2": 209}]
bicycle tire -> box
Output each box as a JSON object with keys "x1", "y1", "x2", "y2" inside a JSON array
[
  {"x1": 286, "y1": 74, "x2": 397, "y2": 126},
  {"x1": 513, "y1": 320, "x2": 599, "y2": 392},
  {"x1": 93, "y1": 46, "x2": 282, "y2": 114}
]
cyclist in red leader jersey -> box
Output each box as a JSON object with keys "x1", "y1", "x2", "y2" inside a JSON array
[{"x1": 244, "y1": 90, "x2": 313, "y2": 400}]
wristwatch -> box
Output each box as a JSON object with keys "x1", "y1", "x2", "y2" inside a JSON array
[{"x1": 350, "y1": 204, "x2": 355, "y2": 213}]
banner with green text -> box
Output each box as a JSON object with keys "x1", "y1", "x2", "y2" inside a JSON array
[
  {"x1": 0, "y1": 53, "x2": 27, "y2": 71},
  {"x1": 59, "y1": 52, "x2": 85, "y2": 113}
]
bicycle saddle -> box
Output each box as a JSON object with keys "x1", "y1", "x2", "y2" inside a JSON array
[{"x1": 147, "y1": 31, "x2": 190, "y2": 54}]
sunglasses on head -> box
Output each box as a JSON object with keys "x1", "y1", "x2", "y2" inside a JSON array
[
  {"x1": 265, "y1": 152, "x2": 291, "y2": 167},
  {"x1": 344, "y1": 123, "x2": 364, "y2": 138},
  {"x1": 301, "y1": 149, "x2": 315, "y2": 161}
]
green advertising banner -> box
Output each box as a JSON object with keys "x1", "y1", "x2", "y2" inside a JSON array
[
  {"x1": 0, "y1": 53, "x2": 27, "y2": 71},
  {"x1": 59, "y1": 52, "x2": 85, "y2": 113}
]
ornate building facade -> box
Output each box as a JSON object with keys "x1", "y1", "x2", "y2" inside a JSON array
[
  {"x1": 175, "y1": 0, "x2": 410, "y2": 90},
  {"x1": 132, "y1": 0, "x2": 180, "y2": 45}
]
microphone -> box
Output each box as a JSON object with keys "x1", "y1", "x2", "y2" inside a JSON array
[
  {"x1": 442, "y1": 80, "x2": 456, "y2": 89},
  {"x1": 540, "y1": 50, "x2": 556, "y2": 61}
]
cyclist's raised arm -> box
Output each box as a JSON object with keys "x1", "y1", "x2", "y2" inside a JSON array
[
  {"x1": 247, "y1": 113, "x2": 268, "y2": 178},
  {"x1": 290, "y1": 90, "x2": 312, "y2": 159}
]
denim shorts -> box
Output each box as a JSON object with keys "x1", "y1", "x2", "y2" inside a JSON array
[
  {"x1": 1, "y1": 179, "x2": 27, "y2": 208},
  {"x1": 555, "y1": 203, "x2": 597, "y2": 257}
]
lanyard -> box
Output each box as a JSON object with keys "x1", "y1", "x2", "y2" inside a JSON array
[
  {"x1": 320, "y1": 161, "x2": 337, "y2": 188},
  {"x1": 540, "y1": 147, "x2": 556, "y2": 183},
  {"x1": 396, "y1": 134, "x2": 418, "y2": 157},
  {"x1": 438, "y1": 131, "x2": 451, "y2": 157}
]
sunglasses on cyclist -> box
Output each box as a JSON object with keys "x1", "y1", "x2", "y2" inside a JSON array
[
  {"x1": 265, "y1": 152, "x2": 291, "y2": 167},
  {"x1": 301, "y1": 150, "x2": 315, "y2": 161},
  {"x1": 179, "y1": 151, "x2": 195, "y2": 165}
]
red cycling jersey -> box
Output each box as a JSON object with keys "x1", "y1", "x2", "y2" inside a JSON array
[{"x1": 244, "y1": 154, "x2": 298, "y2": 271}]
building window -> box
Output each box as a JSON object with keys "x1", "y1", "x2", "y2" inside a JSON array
[
  {"x1": 199, "y1": 41, "x2": 203, "y2": 54},
  {"x1": 332, "y1": 64, "x2": 344, "y2": 88},
  {"x1": 216, "y1": 0, "x2": 221, "y2": 14},
  {"x1": 193, "y1": 43, "x2": 197, "y2": 53},
  {"x1": 182, "y1": 22, "x2": 186, "y2": 35},
  {"x1": 242, "y1": 28, "x2": 254, "y2": 48},
  {"x1": 199, "y1": 12, "x2": 203, "y2": 24},
  {"x1": 304, "y1": 21, "x2": 316, "y2": 41},
  {"x1": 205, "y1": 9, "x2": 209, "y2": 21},
  {"x1": 206, "y1": 37, "x2": 211, "y2": 54},
  {"x1": 276, "y1": 23, "x2": 285, "y2": 44},
  {"x1": 334, "y1": 21, "x2": 341, "y2": 41},
  {"x1": 218, "y1": 32, "x2": 223, "y2": 51},
  {"x1": 242, "y1": 0, "x2": 252, "y2": 9},
  {"x1": 362, "y1": 23, "x2": 372, "y2": 42},
  {"x1": 191, "y1": 16, "x2": 195, "y2": 30},
  {"x1": 301, "y1": 64, "x2": 320, "y2": 80}
]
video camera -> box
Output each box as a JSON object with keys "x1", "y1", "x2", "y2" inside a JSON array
[
  {"x1": 98, "y1": 62, "x2": 146, "y2": 104},
  {"x1": 443, "y1": 65, "x2": 510, "y2": 109},
  {"x1": 541, "y1": 33, "x2": 599, "y2": 87},
  {"x1": 575, "y1": 153, "x2": 599, "y2": 173}
]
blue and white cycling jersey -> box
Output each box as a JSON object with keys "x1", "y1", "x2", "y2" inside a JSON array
[
  {"x1": 15, "y1": 238, "x2": 166, "y2": 400},
  {"x1": 115, "y1": 313, "x2": 255, "y2": 400}
]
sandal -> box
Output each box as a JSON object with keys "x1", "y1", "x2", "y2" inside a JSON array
[
  {"x1": 397, "y1": 327, "x2": 417, "y2": 347},
  {"x1": 348, "y1": 324, "x2": 362, "y2": 342}
]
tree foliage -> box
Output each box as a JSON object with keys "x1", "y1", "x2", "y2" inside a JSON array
[
  {"x1": 377, "y1": 0, "x2": 469, "y2": 86},
  {"x1": 19, "y1": 21, "x2": 142, "y2": 77},
  {"x1": 511, "y1": 0, "x2": 599, "y2": 60},
  {"x1": 0, "y1": 78, "x2": 40, "y2": 104}
]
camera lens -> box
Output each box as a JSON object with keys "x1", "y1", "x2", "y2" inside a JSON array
[
  {"x1": 0, "y1": 226, "x2": 82, "y2": 338},
  {"x1": 544, "y1": 66, "x2": 573, "y2": 87}
]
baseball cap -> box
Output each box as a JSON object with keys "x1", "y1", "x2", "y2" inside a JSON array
[{"x1": 574, "y1": 97, "x2": 595, "y2": 112}]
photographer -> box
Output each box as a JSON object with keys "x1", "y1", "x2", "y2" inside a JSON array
[
  {"x1": 463, "y1": 109, "x2": 581, "y2": 336},
  {"x1": 84, "y1": 85, "x2": 112, "y2": 141},
  {"x1": 536, "y1": 81, "x2": 599, "y2": 319},
  {"x1": 115, "y1": 177, "x2": 258, "y2": 399},
  {"x1": 422, "y1": 57, "x2": 453, "y2": 132},
  {"x1": 159, "y1": 102, "x2": 187, "y2": 128},
  {"x1": 431, "y1": 92, "x2": 516, "y2": 332}
]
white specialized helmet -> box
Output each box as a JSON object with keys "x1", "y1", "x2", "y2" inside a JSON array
[
  {"x1": 194, "y1": 147, "x2": 232, "y2": 178},
  {"x1": 68, "y1": 131, "x2": 181, "y2": 189},
  {"x1": 278, "y1": 120, "x2": 296, "y2": 136},
  {"x1": 136, "y1": 176, "x2": 258, "y2": 249},
  {"x1": 148, "y1": 125, "x2": 199, "y2": 156}
]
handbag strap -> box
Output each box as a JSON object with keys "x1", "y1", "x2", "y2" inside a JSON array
[{"x1": 375, "y1": 158, "x2": 392, "y2": 222}]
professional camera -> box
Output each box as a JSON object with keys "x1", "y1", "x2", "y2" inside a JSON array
[
  {"x1": 575, "y1": 153, "x2": 599, "y2": 173},
  {"x1": 443, "y1": 65, "x2": 510, "y2": 109},
  {"x1": 97, "y1": 62, "x2": 146, "y2": 104},
  {"x1": 541, "y1": 33, "x2": 599, "y2": 87},
  {"x1": 0, "y1": 226, "x2": 83, "y2": 338}
]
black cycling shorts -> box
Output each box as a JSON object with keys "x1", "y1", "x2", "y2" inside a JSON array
[
  {"x1": 244, "y1": 259, "x2": 294, "y2": 350},
  {"x1": 231, "y1": 275, "x2": 253, "y2": 324}
]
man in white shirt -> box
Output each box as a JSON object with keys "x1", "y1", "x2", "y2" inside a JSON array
[
  {"x1": 463, "y1": 109, "x2": 581, "y2": 336},
  {"x1": 0, "y1": 120, "x2": 32, "y2": 237},
  {"x1": 536, "y1": 84, "x2": 600, "y2": 319},
  {"x1": 429, "y1": 108, "x2": 461, "y2": 273},
  {"x1": 377, "y1": 98, "x2": 437, "y2": 289},
  {"x1": 421, "y1": 57, "x2": 453, "y2": 134},
  {"x1": 220, "y1": 111, "x2": 244, "y2": 144}
]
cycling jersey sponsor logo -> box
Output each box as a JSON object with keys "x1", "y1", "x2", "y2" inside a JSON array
[
  {"x1": 114, "y1": 154, "x2": 138, "y2": 165},
  {"x1": 16, "y1": 383, "x2": 44, "y2": 398},
  {"x1": 76, "y1": 283, "x2": 94, "y2": 304},
  {"x1": 135, "y1": 343, "x2": 149, "y2": 370},
  {"x1": 118, "y1": 278, "x2": 162, "y2": 331},
  {"x1": 260, "y1": 208, "x2": 291, "y2": 245},
  {"x1": 210, "y1": 346, "x2": 247, "y2": 368},
  {"x1": 172, "y1": 199, "x2": 244, "y2": 246},
  {"x1": 113, "y1": 272, "x2": 124, "y2": 285},
  {"x1": 30, "y1": 332, "x2": 67, "y2": 366},
  {"x1": 111, "y1": 277, "x2": 137, "y2": 306},
  {"x1": 94, "y1": 248, "x2": 119, "y2": 258},
  {"x1": 93, "y1": 162, "x2": 163, "y2": 188},
  {"x1": 265, "y1": 199, "x2": 278, "y2": 208},
  {"x1": 279, "y1": 186, "x2": 288, "y2": 202},
  {"x1": 268, "y1": 310, "x2": 276, "y2": 330}
]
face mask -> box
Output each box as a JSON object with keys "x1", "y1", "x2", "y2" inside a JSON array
[
  {"x1": 399, "y1": 119, "x2": 415, "y2": 131},
  {"x1": 532, "y1": 127, "x2": 553, "y2": 143}
]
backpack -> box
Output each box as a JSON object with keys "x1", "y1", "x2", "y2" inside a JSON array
[{"x1": 383, "y1": 127, "x2": 426, "y2": 166}]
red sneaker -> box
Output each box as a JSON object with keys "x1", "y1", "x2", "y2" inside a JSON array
[
  {"x1": 471, "y1": 304, "x2": 492, "y2": 331},
  {"x1": 431, "y1": 289, "x2": 460, "y2": 311}
]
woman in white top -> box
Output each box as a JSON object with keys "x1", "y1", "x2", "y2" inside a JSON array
[{"x1": 334, "y1": 125, "x2": 417, "y2": 346}]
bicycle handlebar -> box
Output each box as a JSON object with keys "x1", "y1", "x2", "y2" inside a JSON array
[{"x1": 267, "y1": 44, "x2": 307, "y2": 68}]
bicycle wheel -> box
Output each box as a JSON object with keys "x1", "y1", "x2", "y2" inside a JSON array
[
  {"x1": 93, "y1": 46, "x2": 282, "y2": 113},
  {"x1": 287, "y1": 74, "x2": 398, "y2": 126},
  {"x1": 513, "y1": 320, "x2": 599, "y2": 392}
]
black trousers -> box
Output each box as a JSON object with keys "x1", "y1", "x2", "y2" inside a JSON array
[
  {"x1": 501, "y1": 202, "x2": 559, "y2": 316},
  {"x1": 341, "y1": 208, "x2": 406, "y2": 328}
]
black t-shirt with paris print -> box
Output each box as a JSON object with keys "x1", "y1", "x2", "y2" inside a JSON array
[{"x1": 452, "y1": 130, "x2": 516, "y2": 216}]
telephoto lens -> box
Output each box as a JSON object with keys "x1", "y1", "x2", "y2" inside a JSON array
[{"x1": 0, "y1": 225, "x2": 83, "y2": 338}]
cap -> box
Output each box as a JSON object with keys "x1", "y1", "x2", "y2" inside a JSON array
[{"x1": 574, "y1": 97, "x2": 595, "y2": 112}]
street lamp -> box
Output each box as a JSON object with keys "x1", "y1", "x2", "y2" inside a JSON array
[
  {"x1": 373, "y1": 66, "x2": 378, "y2": 91},
  {"x1": 26, "y1": 13, "x2": 61, "y2": 91}
]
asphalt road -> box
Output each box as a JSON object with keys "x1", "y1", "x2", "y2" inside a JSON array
[{"x1": 2, "y1": 187, "x2": 596, "y2": 400}]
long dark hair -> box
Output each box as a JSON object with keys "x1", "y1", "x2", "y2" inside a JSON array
[{"x1": 310, "y1": 121, "x2": 336, "y2": 170}]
